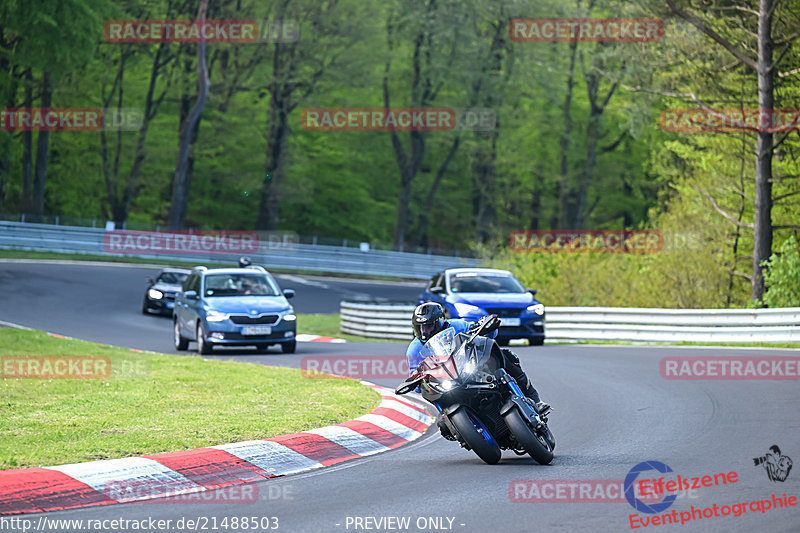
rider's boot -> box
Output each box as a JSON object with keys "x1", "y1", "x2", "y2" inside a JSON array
[{"x1": 502, "y1": 348, "x2": 550, "y2": 414}]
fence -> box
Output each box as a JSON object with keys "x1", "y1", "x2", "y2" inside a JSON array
[
  {"x1": 0, "y1": 221, "x2": 478, "y2": 279},
  {"x1": 340, "y1": 301, "x2": 800, "y2": 343}
]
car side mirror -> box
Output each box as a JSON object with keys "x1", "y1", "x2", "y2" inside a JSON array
[
  {"x1": 429, "y1": 286, "x2": 444, "y2": 294},
  {"x1": 283, "y1": 289, "x2": 295, "y2": 299},
  {"x1": 184, "y1": 290, "x2": 198, "y2": 300},
  {"x1": 146, "y1": 277, "x2": 153, "y2": 284},
  {"x1": 527, "y1": 288, "x2": 538, "y2": 296}
]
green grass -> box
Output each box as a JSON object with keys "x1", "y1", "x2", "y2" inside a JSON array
[
  {"x1": 297, "y1": 313, "x2": 406, "y2": 343},
  {"x1": 0, "y1": 329, "x2": 380, "y2": 469},
  {"x1": 0, "y1": 249, "x2": 414, "y2": 281}
]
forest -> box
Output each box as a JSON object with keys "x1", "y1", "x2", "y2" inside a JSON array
[{"x1": 1, "y1": 0, "x2": 798, "y2": 308}]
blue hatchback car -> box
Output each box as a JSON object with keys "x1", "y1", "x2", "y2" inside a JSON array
[
  {"x1": 173, "y1": 266, "x2": 297, "y2": 354},
  {"x1": 417, "y1": 268, "x2": 545, "y2": 345}
]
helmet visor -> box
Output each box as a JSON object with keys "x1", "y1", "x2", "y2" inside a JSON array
[{"x1": 419, "y1": 321, "x2": 439, "y2": 341}]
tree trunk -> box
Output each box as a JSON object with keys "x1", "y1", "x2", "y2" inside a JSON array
[
  {"x1": 473, "y1": 129, "x2": 499, "y2": 242},
  {"x1": 256, "y1": 64, "x2": 291, "y2": 231},
  {"x1": 558, "y1": 38, "x2": 579, "y2": 228},
  {"x1": 21, "y1": 70, "x2": 32, "y2": 214},
  {"x1": 124, "y1": 41, "x2": 170, "y2": 222},
  {"x1": 751, "y1": 0, "x2": 775, "y2": 300},
  {"x1": 167, "y1": 0, "x2": 209, "y2": 230},
  {"x1": 576, "y1": 107, "x2": 601, "y2": 228},
  {"x1": 416, "y1": 136, "x2": 460, "y2": 248},
  {"x1": 32, "y1": 71, "x2": 51, "y2": 218}
]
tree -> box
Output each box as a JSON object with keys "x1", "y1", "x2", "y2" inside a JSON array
[
  {"x1": 665, "y1": 0, "x2": 800, "y2": 301},
  {"x1": 167, "y1": 0, "x2": 210, "y2": 230}
]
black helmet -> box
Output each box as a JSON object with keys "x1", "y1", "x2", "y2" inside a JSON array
[
  {"x1": 412, "y1": 302, "x2": 447, "y2": 342},
  {"x1": 238, "y1": 256, "x2": 252, "y2": 268}
]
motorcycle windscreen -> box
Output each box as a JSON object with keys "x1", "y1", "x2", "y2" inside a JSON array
[{"x1": 420, "y1": 327, "x2": 458, "y2": 379}]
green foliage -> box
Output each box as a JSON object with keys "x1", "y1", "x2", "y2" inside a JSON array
[
  {"x1": 762, "y1": 236, "x2": 800, "y2": 308},
  {"x1": 1, "y1": 0, "x2": 798, "y2": 309}
]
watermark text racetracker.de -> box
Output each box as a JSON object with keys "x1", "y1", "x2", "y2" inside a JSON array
[
  {"x1": 509, "y1": 229, "x2": 664, "y2": 253},
  {"x1": 510, "y1": 18, "x2": 664, "y2": 42},
  {"x1": 301, "y1": 356, "x2": 409, "y2": 379},
  {"x1": 1, "y1": 108, "x2": 142, "y2": 131},
  {"x1": 1, "y1": 356, "x2": 111, "y2": 379},
  {"x1": 0, "y1": 515, "x2": 280, "y2": 532},
  {"x1": 104, "y1": 19, "x2": 298, "y2": 43},
  {"x1": 660, "y1": 108, "x2": 800, "y2": 133},
  {"x1": 509, "y1": 479, "x2": 699, "y2": 503},
  {"x1": 301, "y1": 108, "x2": 496, "y2": 132},
  {"x1": 103, "y1": 230, "x2": 259, "y2": 255},
  {"x1": 660, "y1": 356, "x2": 800, "y2": 380}
]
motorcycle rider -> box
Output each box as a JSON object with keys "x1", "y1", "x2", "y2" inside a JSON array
[{"x1": 406, "y1": 302, "x2": 550, "y2": 415}]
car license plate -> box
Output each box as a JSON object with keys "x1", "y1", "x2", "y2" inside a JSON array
[
  {"x1": 500, "y1": 317, "x2": 520, "y2": 327},
  {"x1": 242, "y1": 326, "x2": 272, "y2": 336}
]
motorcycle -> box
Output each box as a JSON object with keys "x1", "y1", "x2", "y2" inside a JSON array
[{"x1": 395, "y1": 315, "x2": 555, "y2": 465}]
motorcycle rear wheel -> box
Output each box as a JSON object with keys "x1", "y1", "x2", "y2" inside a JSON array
[
  {"x1": 449, "y1": 407, "x2": 502, "y2": 465},
  {"x1": 504, "y1": 408, "x2": 554, "y2": 465}
]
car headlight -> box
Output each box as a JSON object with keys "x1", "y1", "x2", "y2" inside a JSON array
[
  {"x1": 527, "y1": 303, "x2": 545, "y2": 315},
  {"x1": 283, "y1": 314, "x2": 297, "y2": 321},
  {"x1": 147, "y1": 289, "x2": 163, "y2": 300},
  {"x1": 452, "y1": 302, "x2": 483, "y2": 316},
  {"x1": 206, "y1": 310, "x2": 229, "y2": 322}
]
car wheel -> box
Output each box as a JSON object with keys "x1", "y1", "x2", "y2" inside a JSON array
[
  {"x1": 174, "y1": 320, "x2": 189, "y2": 351},
  {"x1": 530, "y1": 337, "x2": 545, "y2": 346},
  {"x1": 281, "y1": 340, "x2": 296, "y2": 354},
  {"x1": 196, "y1": 323, "x2": 212, "y2": 354}
]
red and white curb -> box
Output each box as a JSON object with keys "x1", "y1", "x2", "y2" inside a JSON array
[
  {"x1": 0, "y1": 383, "x2": 434, "y2": 515},
  {"x1": 295, "y1": 334, "x2": 346, "y2": 343}
]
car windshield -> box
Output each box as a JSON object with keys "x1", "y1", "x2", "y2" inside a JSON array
[
  {"x1": 203, "y1": 274, "x2": 280, "y2": 297},
  {"x1": 157, "y1": 272, "x2": 188, "y2": 285},
  {"x1": 449, "y1": 273, "x2": 525, "y2": 294}
]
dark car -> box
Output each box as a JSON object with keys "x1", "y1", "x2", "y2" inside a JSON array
[
  {"x1": 142, "y1": 268, "x2": 192, "y2": 315},
  {"x1": 417, "y1": 267, "x2": 545, "y2": 345},
  {"x1": 173, "y1": 266, "x2": 297, "y2": 354}
]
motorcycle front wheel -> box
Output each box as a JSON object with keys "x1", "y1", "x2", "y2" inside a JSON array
[
  {"x1": 503, "y1": 408, "x2": 554, "y2": 465},
  {"x1": 449, "y1": 407, "x2": 502, "y2": 465}
]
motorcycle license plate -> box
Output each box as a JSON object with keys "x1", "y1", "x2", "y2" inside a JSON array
[
  {"x1": 242, "y1": 326, "x2": 272, "y2": 336},
  {"x1": 500, "y1": 317, "x2": 520, "y2": 327}
]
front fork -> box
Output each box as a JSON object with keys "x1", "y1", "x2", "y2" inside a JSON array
[{"x1": 496, "y1": 369, "x2": 547, "y2": 429}]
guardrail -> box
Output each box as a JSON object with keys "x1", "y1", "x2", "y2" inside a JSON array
[
  {"x1": 0, "y1": 221, "x2": 478, "y2": 279},
  {"x1": 340, "y1": 301, "x2": 800, "y2": 343}
]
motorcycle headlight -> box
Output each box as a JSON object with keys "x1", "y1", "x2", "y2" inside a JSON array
[
  {"x1": 452, "y1": 303, "x2": 483, "y2": 316},
  {"x1": 206, "y1": 310, "x2": 229, "y2": 322},
  {"x1": 147, "y1": 289, "x2": 163, "y2": 300},
  {"x1": 440, "y1": 380, "x2": 454, "y2": 391},
  {"x1": 463, "y1": 361, "x2": 476, "y2": 374},
  {"x1": 527, "y1": 303, "x2": 545, "y2": 315}
]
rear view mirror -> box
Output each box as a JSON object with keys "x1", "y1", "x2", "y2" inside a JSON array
[
  {"x1": 527, "y1": 288, "x2": 538, "y2": 296},
  {"x1": 184, "y1": 290, "x2": 198, "y2": 300},
  {"x1": 283, "y1": 289, "x2": 295, "y2": 299},
  {"x1": 430, "y1": 287, "x2": 444, "y2": 294}
]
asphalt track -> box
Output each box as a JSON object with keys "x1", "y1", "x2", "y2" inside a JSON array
[{"x1": 1, "y1": 261, "x2": 799, "y2": 533}]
